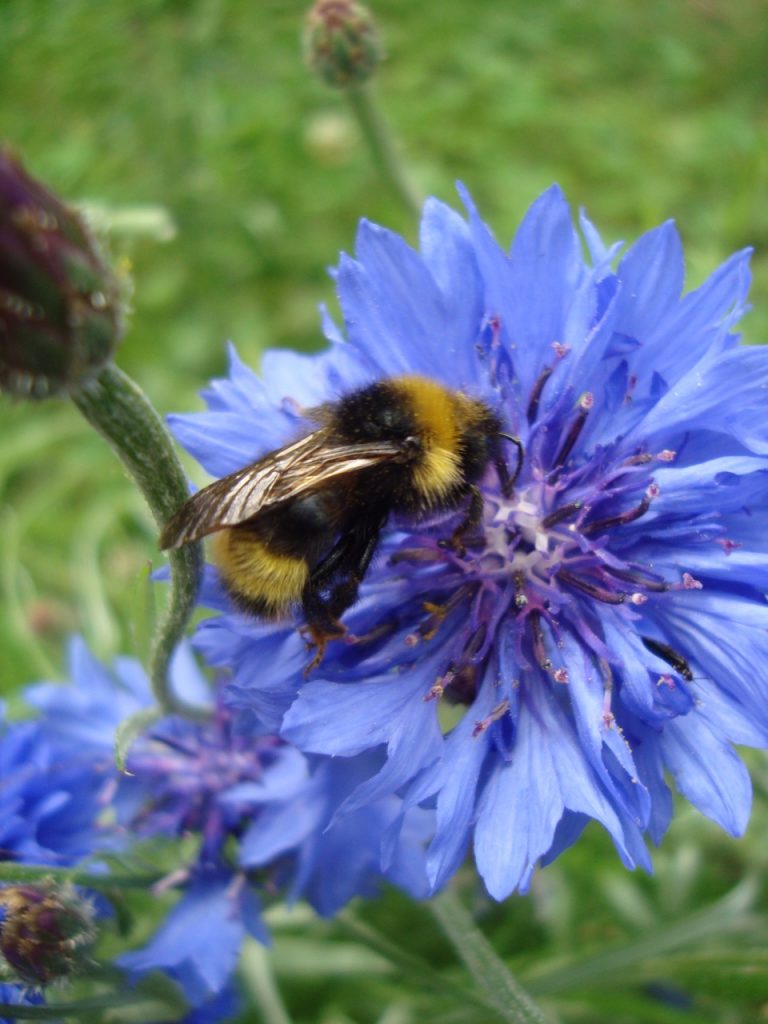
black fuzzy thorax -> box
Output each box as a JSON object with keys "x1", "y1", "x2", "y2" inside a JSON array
[
  {"x1": 334, "y1": 380, "x2": 418, "y2": 446},
  {"x1": 332, "y1": 378, "x2": 502, "y2": 513}
]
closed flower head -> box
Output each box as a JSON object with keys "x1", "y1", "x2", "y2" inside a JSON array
[
  {"x1": 304, "y1": 0, "x2": 381, "y2": 88},
  {"x1": 0, "y1": 881, "x2": 95, "y2": 987},
  {"x1": 0, "y1": 150, "x2": 124, "y2": 399}
]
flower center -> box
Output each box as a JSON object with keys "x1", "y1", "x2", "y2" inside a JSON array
[
  {"x1": 128, "y1": 717, "x2": 284, "y2": 847},
  {"x1": 384, "y1": 371, "x2": 699, "y2": 717}
]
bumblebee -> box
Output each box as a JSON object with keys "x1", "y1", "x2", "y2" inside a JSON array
[{"x1": 160, "y1": 375, "x2": 520, "y2": 659}]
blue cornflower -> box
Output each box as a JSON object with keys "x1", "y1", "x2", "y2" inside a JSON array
[
  {"x1": 21, "y1": 638, "x2": 429, "y2": 1003},
  {"x1": 0, "y1": 983, "x2": 45, "y2": 1023},
  {"x1": 116, "y1": 736, "x2": 430, "y2": 1003},
  {"x1": 0, "y1": 702, "x2": 114, "y2": 868},
  {"x1": 169, "y1": 184, "x2": 767, "y2": 899}
]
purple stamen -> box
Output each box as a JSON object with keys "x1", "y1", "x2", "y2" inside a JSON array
[
  {"x1": 527, "y1": 609, "x2": 552, "y2": 669},
  {"x1": 583, "y1": 483, "x2": 658, "y2": 535},
  {"x1": 602, "y1": 565, "x2": 668, "y2": 592},
  {"x1": 557, "y1": 570, "x2": 627, "y2": 604},
  {"x1": 527, "y1": 365, "x2": 553, "y2": 423},
  {"x1": 541, "y1": 501, "x2": 583, "y2": 529},
  {"x1": 552, "y1": 396, "x2": 592, "y2": 471}
]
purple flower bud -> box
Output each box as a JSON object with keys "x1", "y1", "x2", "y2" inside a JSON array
[
  {"x1": 0, "y1": 880, "x2": 95, "y2": 986},
  {"x1": 0, "y1": 150, "x2": 124, "y2": 399},
  {"x1": 304, "y1": 0, "x2": 381, "y2": 88}
]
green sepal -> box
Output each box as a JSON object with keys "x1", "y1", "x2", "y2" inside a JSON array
[{"x1": 114, "y1": 705, "x2": 164, "y2": 773}]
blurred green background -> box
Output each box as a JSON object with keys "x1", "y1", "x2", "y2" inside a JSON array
[{"x1": 1, "y1": 2, "x2": 768, "y2": 1021}]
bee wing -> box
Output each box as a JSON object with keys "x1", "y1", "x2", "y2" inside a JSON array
[{"x1": 160, "y1": 429, "x2": 405, "y2": 549}]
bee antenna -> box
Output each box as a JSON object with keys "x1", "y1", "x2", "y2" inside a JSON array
[{"x1": 499, "y1": 432, "x2": 525, "y2": 489}]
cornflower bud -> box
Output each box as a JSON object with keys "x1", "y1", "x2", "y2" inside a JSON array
[
  {"x1": 0, "y1": 150, "x2": 124, "y2": 399},
  {"x1": 304, "y1": 0, "x2": 382, "y2": 87},
  {"x1": 0, "y1": 881, "x2": 96, "y2": 987}
]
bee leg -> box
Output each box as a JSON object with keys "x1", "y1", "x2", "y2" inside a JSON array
[
  {"x1": 326, "y1": 526, "x2": 382, "y2": 620},
  {"x1": 300, "y1": 590, "x2": 346, "y2": 675},
  {"x1": 301, "y1": 513, "x2": 387, "y2": 673},
  {"x1": 444, "y1": 485, "x2": 484, "y2": 556},
  {"x1": 298, "y1": 539, "x2": 360, "y2": 673},
  {"x1": 309, "y1": 511, "x2": 386, "y2": 597},
  {"x1": 497, "y1": 433, "x2": 525, "y2": 496},
  {"x1": 302, "y1": 623, "x2": 341, "y2": 675},
  {"x1": 305, "y1": 535, "x2": 351, "y2": 589},
  {"x1": 495, "y1": 455, "x2": 512, "y2": 497}
]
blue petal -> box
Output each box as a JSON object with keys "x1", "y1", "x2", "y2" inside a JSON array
[
  {"x1": 117, "y1": 876, "x2": 249, "y2": 1003},
  {"x1": 177, "y1": 984, "x2": 243, "y2": 1024},
  {"x1": 559, "y1": 271, "x2": 621, "y2": 397},
  {"x1": 642, "y1": 590, "x2": 768, "y2": 742},
  {"x1": 282, "y1": 673, "x2": 438, "y2": 758},
  {"x1": 336, "y1": 219, "x2": 483, "y2": 387},
  {"x1": 222, "y1": 746, "x2": 308, "y2": 805},
  {"x1": 659, "y1": 708, "x2": 751, "y2": 835},
  {"x1": 260, "y1": 342, "x2": 373, "y2": 404},
  {"x1": 24, "y1": 637, "x2": 147, "y2": 749},
  {"x1": 418, "y1": 197, "x2": 486, "y2": 385},
  {"x1": 458, "y1": 183, "x2": 584, "y2": 398},
  {"x1": 473, "y1": 686, "x2": 634, "y2": 899},
  {"x1": 0, "y1": 984, "x2": 45, "y2": 1018},
  {"x1": 199, "y1": 343, "x2": 263, "y2": 414},
  {"x1": 506, "y1": 186, "x2": 584, "y2": 381},
  {"x1": 425, "y1": 673, "x2": 499, "y2": 890},
  {"x1": 578, "y1": 208, "x2": 623, "y2": 270},
  {"x1": 601, "y1": 614, "x2": 694, "y2": 723},
  {"x1": 636, "y1": 248, "x2": 752, "y2": 386},
  {"x1": 563, "y1": 635, "x2": 651, "y2": 828},
  {"x1": 208, "y1": 622, "x2": 304, "y2": 732},
  {"x1": 294, "y1": 804, "x2": 386, "y2": 915},
  {"x1": 318, "y1": 303, "x2": 345, "y2": 345},
  {"x1": 168, "y1": 411, "x2": 275, "y2": 477},
  {"x1": 645, "y1": 456, "x2": 768, "y2": 521},
  {"x1": 627, "y1": 721, "x2": 674, "y2": 845},
  {"x1": 171, "y1": 341, "x2": 374, "y2": 477},
  {"x1": 240, "y1": 788, "x2": 322, "y2": 866},
  {"x1": 338, "y1": 697, "x2": 444, "y2": 813},
  {"x1": 638, "y1": 347, "x2": 768, "y2": 455},
  {"x1": 625, "y1": 456, "x2": 768, "y2": 589},
  {"x1": 241, "y1": 888, "x2": 271, "y2": 946},
  {"x1": 614, "y1": 222, "x2": 684, "y2": 339}
]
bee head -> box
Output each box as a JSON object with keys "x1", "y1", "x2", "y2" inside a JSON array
[{"x1": 399, "y1": 435, "x2": 423, "y2": 461}]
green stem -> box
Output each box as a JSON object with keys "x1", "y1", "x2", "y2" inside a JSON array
[
  {"x1": 338, "y1": 909, "x2": 503, "y2": 1015},
  {"x1": 241, "y1": 940, "x2": 294, "y2": 1024},
  {"x1": 72, "y1": 363, "x2": 206, "y2": 721},
  {"x1": 0, "y1": 992, "x2": 176, "y2": 1020},
  {"x1": 0, "y1": 861, "x2": 163, "y2": 890},
  {"x1": 345, "y1": 84, "x2": 422, "y2": 219},
  {"x1": 430, "y1": 889, "x2": 555, "y2": 1024}
]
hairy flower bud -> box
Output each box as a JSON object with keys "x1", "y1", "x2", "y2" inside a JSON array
[
  {"x1": 0, "y1": 150, "x2": 124, "y2": 399},
  {"x1": 0, "y1": 881, "x2": 95, "y2": 987},
  {"x1": 304, "y1": 0, "x2": 381, "y2": 88}
]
